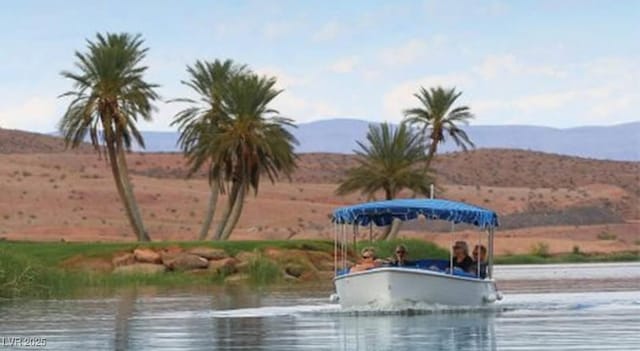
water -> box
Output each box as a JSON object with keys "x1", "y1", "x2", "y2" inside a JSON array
[{"x1": 1, "y1": 263, "x2": 639, "y2": 350}]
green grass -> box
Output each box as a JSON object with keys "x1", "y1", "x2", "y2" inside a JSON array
[
  {"x1": 495, "y1": 251, "x2": 639, "y2": 265},
  {"x1": 247, "y1": 255, "x2": 282, "y2": 285}
]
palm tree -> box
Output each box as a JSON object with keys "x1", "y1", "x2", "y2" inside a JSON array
[
  {"x1": 171, "y1": 59, "x2": 247, "y2": 240},
  {"x1": 336, "y1": 123, "x2": 433, "y2": 240},
  {"x1": 403, "y1": 86, "x2": 474, "y2": 168},
  {"x1": 58, "y1": 33, "x2": 159, "y2": 241},
  {"x1": 179, "y1": 70, "x2": 297, "y2": 240}
]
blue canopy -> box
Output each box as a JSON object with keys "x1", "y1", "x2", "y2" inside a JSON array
[{"x1": 331, "y1": 198, "x2": 499, "y2": 229}]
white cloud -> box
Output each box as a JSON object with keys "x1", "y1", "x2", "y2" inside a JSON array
[
  {"x1": 379, "y1": 39, "x2": 428, "y2": 65},
  {"x1": 272, "y1": 91, "x2": 338, "y2": 123},
  {"x1": 255, "y1": 66, "x2": 306, "y2": 89},
  {"x1": 329, "y1": 56, "x2": 359, "y2": 74},
  {"x1": 474, "y1": 54, "x2": 566, "y2": 80},
  {"x1": 313, "y1": 21, "x2": 343, "y2": 41},
  {"x1": 0, "y1": 96, "x2": 57, "y2": 132},
  {"x1": 383, "y1": 73, "x2": 474, "y2": 122}
]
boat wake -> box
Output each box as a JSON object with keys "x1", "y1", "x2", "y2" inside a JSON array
[{"x1": 135, "y1": 290, "x2": 640, "y2": 320}]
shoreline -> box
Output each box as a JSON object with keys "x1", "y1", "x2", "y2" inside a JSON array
[{"x1": 1, "y1": 240, "x2": 637, "y2": 299}]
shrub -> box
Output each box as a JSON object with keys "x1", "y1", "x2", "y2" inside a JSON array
[
  {"x1": 597, "y1": 232, "x2": 617, "y2": 240},
  {"x1": 247, "y1": 255, "x2": 281, "y2": 285},
  {"x1": 530, "y1": 242, "x2": 550, "y2": 258},
  {"x1": 572, "y1": 245, "x2": 581, "y2": 255}
]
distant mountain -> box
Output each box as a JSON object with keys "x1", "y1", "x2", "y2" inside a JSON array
[{"x1": 134, "y1": 119, "x2": 640, "y2": 161}]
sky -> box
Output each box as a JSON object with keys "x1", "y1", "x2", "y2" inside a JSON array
[{"x1": 0, "y1": 0, "x2": 638, "y2": 133}]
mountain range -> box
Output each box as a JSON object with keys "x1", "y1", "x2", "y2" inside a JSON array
[{"x1": 135, "y1": 119, "x2": 640, "y2": 161}]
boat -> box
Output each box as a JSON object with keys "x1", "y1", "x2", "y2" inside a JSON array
[{"x1": 331, "y1": 198, "x2": 502, "y2": 308}]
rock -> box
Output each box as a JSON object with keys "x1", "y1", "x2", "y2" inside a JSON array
[
  {"x1": 159, "y1": 247, "x2": 183, "y2": 265},
  {"x1": 187, "y1": 247, "x2": 228, "y2": 260},
  {"x1": 112, "y1": 253, "x2": 136, "y2": 267},
  {"x1": 236, "y1": 260, "x2": 251, "y2": 273},
  {"x1": 284, "y1": 263, "x2": 306, "y2": 278},
  {"x1": 113, "y1": 263, "x2": 166, "y2": 274},
  {"x1": 164, "y1": 253, "x2": 209, "y2": 271},
  {"x1": 224, "y1": 273, "x2": 250, "y2": 284},
  {"x1": 306, "y1": 251, "x2": 335, "y2": 271},
  {"x1": 263, "y1": 247, "x2": 286, "y2": 260},
  {"x1": 208, "y1": 257, "x2": 238, "y2": 275},
  {"x1": 134, "y1": 248, "x2": 162, "y2": 264},
  {"x1": 234, "y1": 251, "x2": 258, "y2": 263},
  {"x1": 283, "y1": 272, "x2": 299, "y2": 282}
]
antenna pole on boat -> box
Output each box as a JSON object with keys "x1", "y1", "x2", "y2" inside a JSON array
[
  {"x1": 353, "y1": 224, "x2": 358, "y2": 260},
  {"x1": 449, "y1": 222, "x2": 455, "y2": 274},
  {"x1": 333, "y1": 222, "x2": 339, "y2": 276},
  {"x1": 488, "y1": 227, "x2": 495, "y2": 279},
  {"x1": 430, "y1": 184, "x2": 435, "y2": 199}
]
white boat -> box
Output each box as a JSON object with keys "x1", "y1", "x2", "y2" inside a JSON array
[{"x1": 331, "y1": 198, "x2": 502, "y2": 308}]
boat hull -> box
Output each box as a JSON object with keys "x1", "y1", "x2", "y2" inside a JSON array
[{"x1": 334, "y1": 267, "x2": 499, "y2": 308}]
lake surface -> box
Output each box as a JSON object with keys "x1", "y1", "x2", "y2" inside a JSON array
[{"x1": 1, "y1": 263, "x2": 639, "y2": 350}]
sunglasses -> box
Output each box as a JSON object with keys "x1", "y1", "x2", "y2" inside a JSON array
[
  {"x1": 396, "y1": 251, "x2": 406, "y2": 254},
  {"x1": 362, "y1": 254, "x2": 373, "y2": 259}
]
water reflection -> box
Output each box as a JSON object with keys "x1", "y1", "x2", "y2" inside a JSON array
[{"x1": 328, "y1": 312, "x2": 497, "y2": 351}]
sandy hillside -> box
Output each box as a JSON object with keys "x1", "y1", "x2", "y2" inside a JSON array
[{"x1": 0, "y1": 129, "x2": 638, "y2": 255}]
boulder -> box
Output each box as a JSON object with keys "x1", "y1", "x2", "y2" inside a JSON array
[
  {"x1": 113, "y1": 263, "x2": 166, "y2": 274},
  {"x1": 234, "y1": 251, "x2": 258, "y2": 263},
  {"x1": 164, "y1": 253, "x2": 209, "y2": 271},
  {"x1": 306, "y1": 251, "x2": 335, "y2": 271},
  {"x1": 284, "y1": 263, "x2": 306, "y2": 278},
  {"x1": 159, "y1": 247, "x2": 183, "y2": 265},
  {"x1": 112, "y1": 253, "x2": 136, "y2": 267},
  {"x1": 208, "y1": 257, "x2": 238, "y2": 275},
  {"x1": 134, "y1": 248, "x2": 162, "y2": 264},
  {"x1": 263, "y1": 247, "x2": 286, "y2": 260},
  {"x1": 187, "y1": 247, "x2": 228, "y2": 260}
]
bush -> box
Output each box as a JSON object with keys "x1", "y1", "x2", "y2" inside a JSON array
[
  {"x1": 597, "y1": 231, "x2": 617, "y2": 240},
  {"x1": 530, "y1": 242, "x2": 550, "y2": 258},
  {"x1": 247, "y1": 255, "x2": 281, "y2": 285},
  {"x1": 572, "y1": 245, "x2": 581, "y2": 255}
]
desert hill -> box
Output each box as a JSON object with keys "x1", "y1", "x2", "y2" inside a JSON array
[
  {"x1": 0, "y1": 128, "x2": 638, "y2": 255},
  {"x1": 0, "y1": 127, "x2": 92, "y2": 154}
]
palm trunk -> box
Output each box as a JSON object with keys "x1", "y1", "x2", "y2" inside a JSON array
[
  {"x1": 115, "y1": 138, "x2": 149, "y2": 242},
  {"x1": 214, "y1": 180, "x2": 240, "y2": 240},
  {"x1": 103, "y1": 131, "x2": 142, "y2": 242},
  {"x1": 385, "y1": 219, "x2": 402, "y2": 241},
  {"x1": 221, "y1": 184, "x2": 246, "y2": 240},
  {"x1": 198, "y1": 182, "x2": 220, "y2": 240},
  {"x1": 377, "y1": 188, "x2": 395, "y2": 240},
  {"x1": 425, "y1": 140, "x2": 438, "y2": 169}
]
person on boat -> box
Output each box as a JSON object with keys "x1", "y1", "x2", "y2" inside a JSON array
[
  {"x1": 386, "y1": 244, "x2": 415, "y2": 267},
  {"x1": 350, "y1": 247, "x2": 380, "y2": 272},
  {"x1": 471, "y1": 244, "x2": 488, "y2": 278},
  {"x1": 452, "y1": 241, "x2": 474, "y2": 272}
]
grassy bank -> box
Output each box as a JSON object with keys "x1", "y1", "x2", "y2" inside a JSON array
[
  {"x1": 0, "y1": 239, "x2": 444, "y2": 298},
  {"x1": 494, "y1": 251, "x2": 639, "y2": 265},
  {"x1": 1, "y1": 239, "x2": 638, "y2": 299}
]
